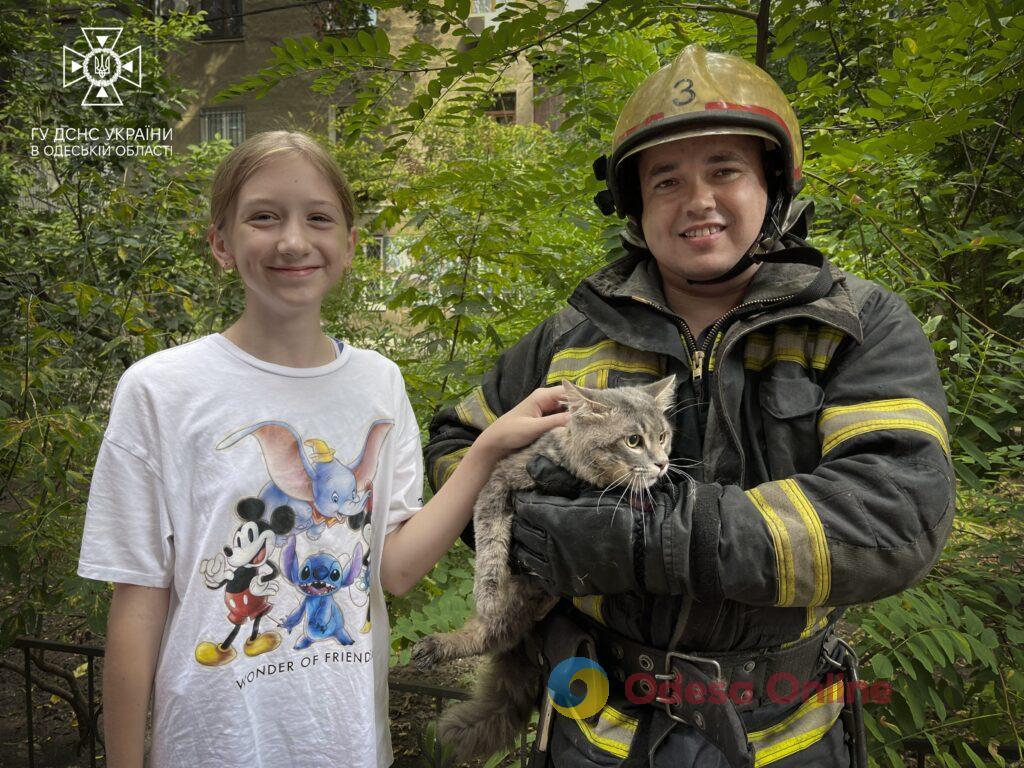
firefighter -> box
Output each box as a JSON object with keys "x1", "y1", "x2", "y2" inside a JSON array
[{"x1": 425, "y1": 44, "x2": 954, "y2": 767}]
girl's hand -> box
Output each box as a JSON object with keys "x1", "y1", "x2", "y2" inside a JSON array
[{"x1": 471, "y1": 385, "x2": 570, "y2": 464}]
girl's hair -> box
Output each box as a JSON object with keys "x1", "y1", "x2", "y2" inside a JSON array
[{"x1": 209, "y1": 130, "x2": 356, "y2": 231}]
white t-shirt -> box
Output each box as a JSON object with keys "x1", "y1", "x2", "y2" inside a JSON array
[{"x1": 78, "y1": 334, "x2": 423, "y2": 768}]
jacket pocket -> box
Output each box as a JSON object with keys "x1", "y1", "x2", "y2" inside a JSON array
[{"x1": 759, "y1": 377, "x2": 824, "y2": 477}]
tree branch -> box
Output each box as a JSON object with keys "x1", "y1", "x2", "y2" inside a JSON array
[
  {"x1": 960, "y1": 92, "x2": 1020, "y2": 227},
  {"x1": 755, "y1": 0, "x2": 770, "y2": 68}
]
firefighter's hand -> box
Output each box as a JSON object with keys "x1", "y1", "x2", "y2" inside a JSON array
[{"x1": 509, "y1": 456, "x2": 683, "y2": 596}]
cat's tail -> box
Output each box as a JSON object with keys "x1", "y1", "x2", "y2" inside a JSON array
[{"x1": 437, "y1": 641, "x2": 541, "y2": 761}]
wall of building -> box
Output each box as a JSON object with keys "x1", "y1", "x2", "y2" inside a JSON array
[{"x1": 169, "y1": 0, "x2": 336, "y2": 152}]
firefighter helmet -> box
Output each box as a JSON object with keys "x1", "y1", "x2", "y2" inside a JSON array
[{"x1": 593, "y1": 45, "x2": 805, "y2": 281}]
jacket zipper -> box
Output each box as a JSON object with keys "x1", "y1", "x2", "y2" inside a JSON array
[{"x1": 630, "y1": 289, "x2": 801, "y2": 397}]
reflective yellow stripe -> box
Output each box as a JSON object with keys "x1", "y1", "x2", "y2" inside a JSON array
[
  {"x1": 546, "y1": 340, "x2": 663, "y2": 388},
  {"x1": 571, "y1": 595, "x2": 606, "y2": 626},
  {"x1": 746, "y1": 480, "x2": 831, "y2": 607},
  {"x1": 801, "y1": 606, "x2": 833, "y2": 639},
  {"x1": 747, "y1": 488, "x2": 794, "y2": 606},
  {"x1": 744, "y1": 324, "x2": 846, "y2": 372},
  {"x1": 573, "y1": 703, "x2": 637, "y2": 758},
  {"x1": 818, "y1": 398, "x2": 949, "y2": 456},
  {"x1": 454, "y1": 386, "x2": 498, "y2": 431},
  {"x1": 779, "y1": 607, "x2": 836, "y2": 649},
  {"x1": 750, "y1": 681, "x2": 845, "y2": 766},
  {"x1": 432, "y1": 447, "x2": 469, "y2": 489},
  {"x1": 780, "y1": 480, "x2": 831, "y2": 607},
  {"x1": 707, "y1": 331, "x2": 724, "y2": 373}
]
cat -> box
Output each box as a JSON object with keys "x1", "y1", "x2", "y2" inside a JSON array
[{"x1": 411, "y1": 375, "x2": 676, "y2": 761}]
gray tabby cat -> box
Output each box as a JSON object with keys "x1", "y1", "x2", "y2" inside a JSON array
[{"x1": 411, "y1": 375, "x2": 676, "y2": 761}]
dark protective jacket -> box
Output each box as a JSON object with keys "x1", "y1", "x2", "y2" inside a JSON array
[{"x1": 425, "y1": 246, "x2": 955, "y2": 766}]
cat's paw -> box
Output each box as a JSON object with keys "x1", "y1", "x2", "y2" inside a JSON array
[{"x1": 411, "y1": 635, "x2": 444, "y2": 670}]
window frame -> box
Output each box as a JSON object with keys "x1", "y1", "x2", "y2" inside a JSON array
[{"x1": 199, "y1": 106, "x2": 246, "y2": 146}]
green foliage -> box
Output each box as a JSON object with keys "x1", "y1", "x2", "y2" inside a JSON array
[
  {"x1": 389, "y1": 539, "x2": 475, "y2": 668},
  {"x1": 0, "y1": 1, "x2": 227, "y2": 643},
  {"x1": 847, "y1": 487, "x2": 1024, "y2": 766},
  {"x1": 418, "y1": 721, "x2": 457, "y2": 767}
]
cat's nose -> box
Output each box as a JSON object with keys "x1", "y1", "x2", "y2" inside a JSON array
[{"x1": 655, "y1": 460, "x2": 668, "y2": 475}]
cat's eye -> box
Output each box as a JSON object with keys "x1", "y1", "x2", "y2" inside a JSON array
[
  {"x1": 625, "y1": 434, "x2": 643, "y2": 448},
  {"x1": 659, "y1": 431, "x2": 668, "y2": 444}
]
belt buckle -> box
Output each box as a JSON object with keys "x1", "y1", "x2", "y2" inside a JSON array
[{"x1": 655, "y1": 651, "x2": 725, "y2": 725}]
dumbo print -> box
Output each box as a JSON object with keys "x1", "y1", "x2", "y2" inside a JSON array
[{"x1": 216, "y1": 419, "x2": 393, "y2": 540}]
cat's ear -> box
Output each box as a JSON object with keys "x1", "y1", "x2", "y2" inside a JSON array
[
  {"x1": 645, "y1": 375, "x2": 677, "y2": 412},
  {"x1": 561, "y1": 379, "x2": 610, "y2": 417}
]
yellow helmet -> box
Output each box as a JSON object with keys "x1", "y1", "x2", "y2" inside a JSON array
[{"x1": 594, "y1": 45, "x2": 805, "y2": 266}]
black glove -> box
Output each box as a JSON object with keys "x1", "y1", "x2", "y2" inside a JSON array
[{"x1": 510, "y1": 455, "x2": 688, "y2": 596}]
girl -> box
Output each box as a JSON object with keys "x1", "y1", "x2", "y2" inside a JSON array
[{"x1": 78, "y1": 131, "x2": 567, "y2": 767}]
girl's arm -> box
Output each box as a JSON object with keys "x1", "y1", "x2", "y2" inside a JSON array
[
  {"x1": 380, "y1": 385, "x2": 568, "y2": 596},
  {"x1": 103, "y1": 583, "x2": 170, "y2": 768}
]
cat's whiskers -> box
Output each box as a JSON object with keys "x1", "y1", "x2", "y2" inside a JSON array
[
  {"x1": 667, "y1": 457, "x2": 703, "y2": 468},
  {"x1": 595, "y1": 468, "x2": 636, "y2": 514},
  {"x1": 666, "y1": 400, "x2": 703, "y2": 419},
  {"x1": 611, "y1": 468, "x2": 646, "y2": 525},
  {"x1": 665, "y1": 466, "x2": 696, "y2": 484}
]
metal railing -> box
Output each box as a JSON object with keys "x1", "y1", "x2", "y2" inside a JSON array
[
  {"x1": 12, "y1": 637, "x2": 104, "y2": 768},
  {"x1": 8, "y1": 636, "x2": 528, "y2": 768}
]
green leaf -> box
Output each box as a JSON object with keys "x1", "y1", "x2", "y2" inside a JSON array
[
  {"x1": 956, "y1": 435, "x2": 991, "y2": 469},
  {"x1": 961, "y1": 744, "x2": 987, "y2": 768},
  {"x1": 921, "y1": 314, "x2": 943, "y2": 335},
  {"x1": 357, "y1": 30, "x2": 376, "y2": 55},
  {"x1": 927, "y1": 686, "x2": 947, "y2": 721},
  {"x1": 788, "y1": 55, "x2": 808, "y2": 82},
  {"x1": 967, "y1": 414, "x2": 1002, "y2": 441},
  {"x1": 893, "y1": 649, "x2": 918, "y2": 680},
  {"x1": 374, "y1": 27, "x2": 390, "y2": 55},
  {"x1": 868, "y1": 652, "x2": 893, "y2": 677},
  {"x1": 866, "y1": 88, "x2": 894, "y2": 106}
]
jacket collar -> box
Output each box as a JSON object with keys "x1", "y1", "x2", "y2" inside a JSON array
[{"x1": 570, "y1": 249, "x2": 864, "y2": 345}]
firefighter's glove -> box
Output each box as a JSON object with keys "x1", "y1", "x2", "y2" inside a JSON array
[{"x1": 510, "y1": 455, "x2": 683, "y2": 596}]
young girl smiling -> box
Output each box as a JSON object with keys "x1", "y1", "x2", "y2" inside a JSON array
[{"x1": 78, "y1": 131, "x2": 567, "y2": 767}]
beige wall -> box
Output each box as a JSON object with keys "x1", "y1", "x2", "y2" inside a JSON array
[
  {"x1": 168, "y1": 3, "x2": 554, "y2": 153},
  {"x1": 170, "y1": 1, "x2": 347, "y2": 151}
]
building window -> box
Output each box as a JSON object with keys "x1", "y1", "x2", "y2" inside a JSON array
[
  {"x1": 366, "y1": 233, "x2": 403, "y2": 271},
  {"x1": 322, "y1": 2, "x2": 377, "y2": 32},
  {"x1": 485, "y1": 91, "x2": 516, "y2": 124},
  {"x1": 200, "y1": 107, "x2": 245, "y2": 145},
  {"x1": 363, "y1": 233, "x2": 408, "y2": 308},
  {"x1": 199, "y1": 0, "x2": 243, "y2": 40}
]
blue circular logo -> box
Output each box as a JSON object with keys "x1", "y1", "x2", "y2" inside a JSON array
[{"x1": 547, "y1": 656, "x2": 609, "y2": 720}]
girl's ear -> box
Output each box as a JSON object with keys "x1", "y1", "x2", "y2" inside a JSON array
[
  {"x1": 208, "y1": 224, "x2": 234, "y2": 270},
  {"x1": 344, "y1": 226, "x2": 359, "y2": 269}
]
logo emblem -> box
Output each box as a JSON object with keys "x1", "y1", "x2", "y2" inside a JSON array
[
  {"x1": 62, "y1": 28, "x2": 142, "y2": 107},
  {"x1": 547, "y1": 657, "x2": 609, "y2": 720}
]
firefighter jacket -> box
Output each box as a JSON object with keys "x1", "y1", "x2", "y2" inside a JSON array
[{"x1": 424, "y1": 246, "x2": 955, "y2": 767}]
